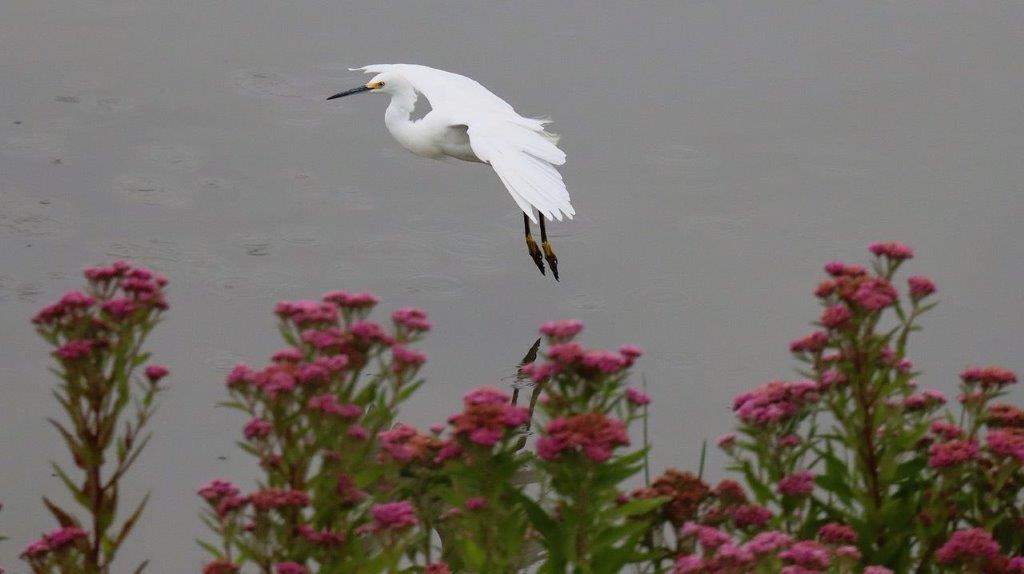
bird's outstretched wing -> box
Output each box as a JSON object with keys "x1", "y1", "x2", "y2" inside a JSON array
[
  {"x1": 355, "y1": 64, "x2": 515, "y2": 115},
  {"x1": 468, "y1": 121, "x2": 574, "y2": 223}
]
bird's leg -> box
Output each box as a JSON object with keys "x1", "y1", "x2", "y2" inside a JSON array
[
  {"x1": 539, "y1": 215, "x2": 559, "y2": 281},
  {"x1": 524, "y1": 213, "x2": 545, "y2": 275}
]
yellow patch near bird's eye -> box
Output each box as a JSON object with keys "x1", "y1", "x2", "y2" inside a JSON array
[{"x1": 367, "y1": 81, "x2": 385, "y2": 89}]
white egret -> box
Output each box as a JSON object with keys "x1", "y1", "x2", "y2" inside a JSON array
[{"x1": 327, "y1": 64, "x2": 573, "y2": 279}]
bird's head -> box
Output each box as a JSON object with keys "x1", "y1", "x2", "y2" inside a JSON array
[{"x1": 326, "y1": 70, "x2": 403, "y2": 100}]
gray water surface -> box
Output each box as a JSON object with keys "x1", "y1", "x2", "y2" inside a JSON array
[{"x1": 1, "y1": 1, "x2": 1022, "y2": 569}]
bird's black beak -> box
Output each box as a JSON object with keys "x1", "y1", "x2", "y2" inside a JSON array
[{"x1": 326, "y1": 85, "x2": 372, "y2": 100}]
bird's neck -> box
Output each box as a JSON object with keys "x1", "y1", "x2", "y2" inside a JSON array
[
  {"x1": 384, "y1": 86, "x2": 418, "y2": 129},
  {"x1": 384, "y1": 86, "x2": 429, "y2": 154}
]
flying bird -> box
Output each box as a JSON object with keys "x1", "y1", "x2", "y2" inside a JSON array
[{"x1": 327, "y1": 64, "x2": 573, "y2": 280}]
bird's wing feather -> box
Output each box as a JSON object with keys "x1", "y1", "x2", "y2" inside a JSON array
[
  {"x1": 356, "y1": 64, "x2": 515, "y2": 115},
  {"x1": 467, "y1": 120, "x2": 574, "y2": 224}
]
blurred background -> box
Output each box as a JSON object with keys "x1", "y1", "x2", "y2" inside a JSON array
[{"x1": 1, "y1": 1, "x2": 1021, "y2": 568}]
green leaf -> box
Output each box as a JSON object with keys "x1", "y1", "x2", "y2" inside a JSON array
[{"x1": 607, "y1": 496, "x2": 669, "y2": 519}]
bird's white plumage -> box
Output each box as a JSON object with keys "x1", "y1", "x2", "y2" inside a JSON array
[{"x1": 352, "y1": 64, "x2": 574, "y2": 223}]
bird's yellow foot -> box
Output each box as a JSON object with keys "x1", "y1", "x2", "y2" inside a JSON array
[
  {"x1": 526, "y1": 234, "x2": 545, "y2": 275},
  {"x1": 542, "y1": 241, "x2": 559, "y2": 281}
]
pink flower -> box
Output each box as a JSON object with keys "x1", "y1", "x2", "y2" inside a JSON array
[
  {"x1": 198, "y1": 479, "x2": 240, "y2": 501},
  {"x1": 986, "y1": 429, "x2": 1024, "y2": 461},
  {"x1": 790, "y1": 331, "x2": 829, "y2": 353},
  {"x1": 818, "y1": 522, "x2": 858, "y2": 544},
  {"x1": 960, "y1": 366, "x2": 1017, "y2": 388},
  {"x1": 378, "y1": 424, "x2": 438, "y2": 462},
  {"x1": 864, "y1": 567, "x2": 894, "y2": 574},
  {"x1": 243, "y1": 418, "x2": 272, "y2": 440},
  {"x1": 732, "y1": 380, "x2": 819, "y2": 427},
  {"x1": 777, "y1": 471, "x2": 815, "y2": 496},
  {"x1": 347, "y1": 426, "x2": 368, "y2": 440},
  {"x1": 392, "y1": 345, "x2": 427, "y2": 371},
  {"x1": 337, "y1": 473, "x2": 368, "y2": 505},
  {"x1": 203, "y1": 560, "x2": 241, "y2": 574},
  {"x1": 43, "y1": 526, "x2": 87, "y2": 551},
  {"x1": 426, "y1": 563, "x2": 452, "y2": 574},
  {"x1": 101, "y1": 297, "x2": 136, "y2": 319},
  {"x1": 935, "y1": 528, "x2": 1001, "y2": 565},
  {"x1": 464, "y1": 497, "x2": 487, "y2": 511},
  {"x1": 717, "y1": 433, "x2": 736, "y2": 449},
  {"x1": 539, "y1": 319, "x2": 583, "y2": 339},
  {"x1": 391, "y1": 307, "x2": 431, "y2": 332},
  {"x1": 778, "y1": 434, "x2": 801, "y2": 448},
  {"x1": 322, "y1": 290, "x2": 379, "y2": 310},
  {"x1": 368, "y1": 501, "x2": 417, "y2": 532},
  {"x1": 928, "y1": 439, "x2": 979, "y2": 468},
  {"x1": 907, "y1": 275, "x2": 936, "y2": 299},
  {"x1": 626, "y1": 387, "x2": 651, "y2": 405},
  {"x1": 464, "y1": 387, "x2": 509, "y2": 406},
  {"x1": 745, "y1": 531, "x2": 793, "y2": 555},
  {"x1": 835, "y1": 545, "x2": 861, "y2": 560},
  {"x1": 851, "y1": 277, "x2": 898, "y2": 311},
  {"x1": 301, "y1": 328, "x2": 345, "y2": 351},
  {"x1": 820, "y1": 304, "x2": 853, "y2": 329},
  {"x1": 548, "y1": 342, "x2": 584, "y2": 364},
  {"x1": 930, "y1": 421, "x2": 964, "y2": 439},
  {"x1": 619, "y1": 344, "x2": 644, "y2": 359},
  {"x1": 1008, "y1": 557, "x2": 1024, "y2": 574},
  {"x1": 779, "y1": 540, "x2": 831, "y2": 569},
  {"x1": 226, "y1": 363, "x2": 254, "y2": 387},
  {"x1": 59, "y1": 290, "x2": 96, "y2": 309},
  {"x1": 274, "y1": 300, "x2": 338, "y2": 326},
  {"x1": 680, "y1": 522, "x2": 731, "y2": 549},
  {"x1": 903, "y1": 391, "x2": 945, "y2": 411},
  {"x1": 296, "y1": 524, "x2": 345, "y2": 545},
  {"x1": 54, "y1": 339, "x2": 94, "y2": 361},
  {"x1": 732, "y1": 504, "x2": 773, "y2": 528},
  {"x1": 673, "y1": 555, "x2": 704, "y2": 573},
  {"x1": 350, "y1": 320, "x2": 395, "y2": 346},
  {"x1": 248, "y1": 489, "x2": 310, "y2": 510},
  {"x1": 274, "y1": 563, "x2": 308, "y2": 574},
  {"x1": 537, "y1": 413, "x2": 630, "y2": 463},
  {"x1": 83, "y1": 261, "x2": 129, "y2": 282},
  {"x1": 144, "y1": 364, "x2": 169, "y2": 383},
  {"x1": 581, "y1": 350, "x2": 627, "y2": 374},
  {"x1": 271, "y1": 347, "x2": 303, "y2": 363},
  {"x1": 869, "y1": 241, "x2": 914, "y2": 261},
  {"x1": 20, "y1": 539, "x2": 50, "y2": 559}
]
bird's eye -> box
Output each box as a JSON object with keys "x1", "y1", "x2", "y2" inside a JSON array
[{"x1": 377, "y1": 82, "x2": 385, "y2": 88}]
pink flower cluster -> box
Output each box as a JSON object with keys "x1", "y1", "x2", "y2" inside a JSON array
[
  {"x1": 936, "y1": 528, "x2": 1002, "y2": 566},
  {"x1": 391, "y1": 307, "x2": 431, "y2": 333},
  {"x1": 776, "y1": 470, "x2": 815, "y2": 497},
  {"x1": 960, "y1": 366, "x2": 1017, "y2": 388},
  {"x1": 248, "y1": 488, "x2": 310, "y2": 511},
  {"x1": 447, "y1": 387, "x2": 529, "y2": 447},
  {"x1": 20, "y1": 526, "x2": 87, "y2": 559},
  {"x1": 789, "y1": 331, "x2": 829, "y2": 354},
  {"x1": 732, "y1": 380, "x2": 820, "y2": 426},
  {"x1": 539, "y1": 319, "x2": 583, "y2": 340},
  {"x1": 378, "y1": 424, "x2": 443, "y2": 463},
  {"x1": 928, "y1": 439, "x2": 979, "y2": 469},
  {"x1": 274, "y1": 563, "x2": 309, "y2": 574},
  {"x1": 537, "y1": 412, "x2": 630, "y2": 463},
  {"x1": 361, "y1": 501, "x2": 417, "y2": 533},
  {"x1": 869, "y1": 241, "x2": 914, "y2": 261},
  {"x1": 322, "y1": 290, "x2": 379, "y2": 310},
  {"x1": 986, "y1": 428, "x2": 1024, "y2": 461}
]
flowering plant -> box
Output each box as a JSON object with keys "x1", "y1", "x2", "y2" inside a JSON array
[
  {"x1": 15, "y1": 243, "x2": 1024, "y2": 573},
  {"x1": 23, "y1": 261, "x2": 170, "y2": 573}
]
